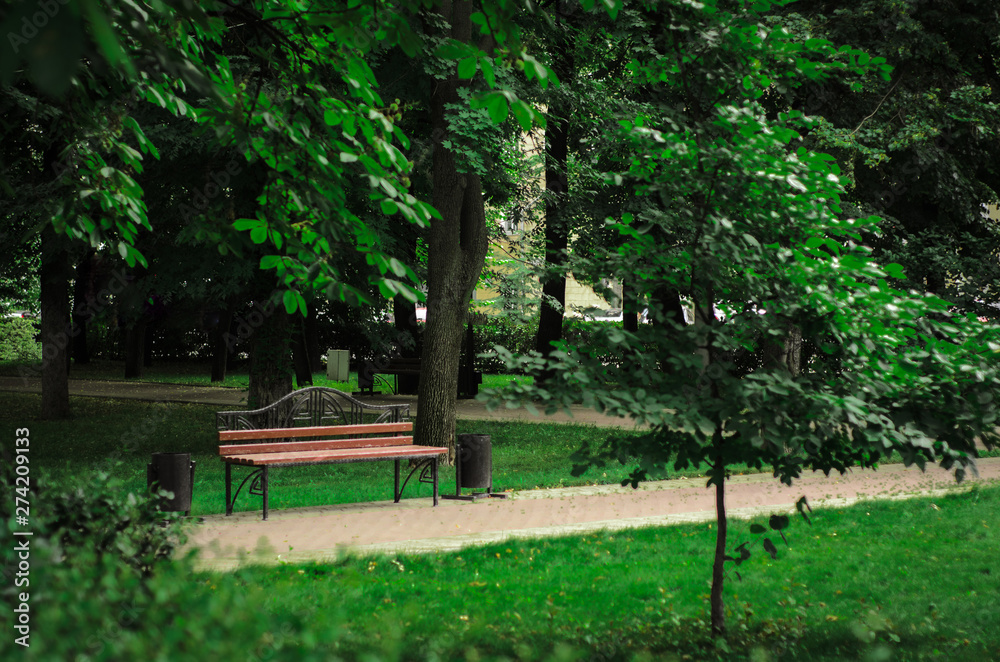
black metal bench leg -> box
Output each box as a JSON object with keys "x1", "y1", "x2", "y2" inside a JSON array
[
  {"x1": 433, "y1": 457, "x2": 439, "y2": 506},
  {"x1": 262, "y1": 466, "x2": 269, "y2": 521},
  {"x1": 225, "y1": 463, "x2": 232, "y2": 516},
  {"x1": 394, "y1": 459, "x2": 401, "y2": 503}
]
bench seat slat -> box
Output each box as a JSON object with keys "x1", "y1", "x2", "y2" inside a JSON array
[
  {"x1": 222, "y1": 444, "x2": 448, "y2": 466},
  {"x1": 219, "y1": 435, "x2": 413, "y2": 456},
  {"x1": 219, "y1": 422, "x2": 411, "y2": 442}
]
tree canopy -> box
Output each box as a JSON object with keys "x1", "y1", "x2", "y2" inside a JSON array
[{"x1": 484, "y1": 0, "x2": 1000, "y2": 636}]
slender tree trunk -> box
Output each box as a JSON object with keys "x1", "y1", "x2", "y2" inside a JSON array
[
  {"x1": 698, "y1": 285, "x2": 727, "y2": 637},
  {"x1": 394, "y1": 231, "x2": 421, "y2": 395},
  {"x1": 304, "y1": 303, "x2": 322, "y2": 371},
  {"x1": 416, "y1": 0, "x2": 490, "y2": 460},
  {"x1": 534, "y1": 17, "x2": 575, "y2": 382},
  {"x1": 209, "y1": 308, "x2": 234, "y2": 382},
  {"x1": 291, "y1": 318, "x2": 313, "y2": 388},
  {"x1": 394, "y1": 295, "x2": 421, "y2": 394},
  {"x1": 710, "y1": 453, "x2": 728, "y2": 637},
  {"x1": 124, "y1": 323, "x2": 146, "y2": 378},
  {"x1": 143, "y1": 324, "x2": 154, "y2": 367},
  {"x1": 40, "y1": 226, "x2": 71, "y2": 419},
  {"x1": 622, "y1": 278, "x2": 639, "y2": 333}
]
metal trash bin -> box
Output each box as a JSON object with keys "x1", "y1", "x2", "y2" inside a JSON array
[
  {"x1": 147, "y1": 453, "x2": 196, "y2": 515},
  {"x1": 443, "y1": 434, "x2": 506, "y2": 501}
]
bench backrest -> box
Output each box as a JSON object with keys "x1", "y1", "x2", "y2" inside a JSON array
[
  {"x1": 218, "y1": 422, "x2": 413, "y2": 456},
  {"x1": 216, "y1": 387, "x2": 409, "y2": 430}
]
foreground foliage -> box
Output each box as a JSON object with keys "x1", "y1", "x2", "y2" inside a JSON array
[{"x1": 485, "y1": 0, "x2": 1000, "y2": 637}]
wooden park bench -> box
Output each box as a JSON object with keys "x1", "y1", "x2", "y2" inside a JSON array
[{"x1": 216, "y1": 387, "x2": 447, "y2": 520}]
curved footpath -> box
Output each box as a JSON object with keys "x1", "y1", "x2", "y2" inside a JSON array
[
  {"x1": 2, "y1": 376, "x2": 997, "y2": 571},
  {"x1": 188, "y1": 458, "x2": 1000, "y2": 572}
]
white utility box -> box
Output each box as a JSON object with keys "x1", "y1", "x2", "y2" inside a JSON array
[{"x1": 326, "y1": 349, "x2": 350, "y2": 381}]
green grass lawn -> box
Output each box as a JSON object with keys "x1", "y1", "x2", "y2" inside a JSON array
[{"x1": 199, "y1": 484, "x2": 1000, "y2": 661}]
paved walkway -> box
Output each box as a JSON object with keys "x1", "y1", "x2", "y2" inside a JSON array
[
  {"x1": 4, "y1": 375, "x2": 997, "y2": 571},
  {"x1": 187, "y1": 458, "x2": 1000, "y2": 572}
]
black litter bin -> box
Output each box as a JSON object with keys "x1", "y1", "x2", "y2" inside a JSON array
[
  {"x1": 443, "y1": 434, "x2": 506, "y2": 501},
  {"x1": 147, "y1": 453, "x2": 196, "y2": 515}
]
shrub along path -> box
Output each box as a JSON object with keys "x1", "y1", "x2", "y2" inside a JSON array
[{"x1": 188, "y1": 456, "x2": 1000, "y2": 572}]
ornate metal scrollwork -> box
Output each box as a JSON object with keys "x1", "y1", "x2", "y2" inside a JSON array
[
  {"x1": 396, "y1": 458, "x2": 435, "y2": 502},
  {"x1": 217, "y1": 387, "x2": 410, "y2": 431},
  {"x1": 229, "y1": 468, "x2": 265, "y2": 511}
]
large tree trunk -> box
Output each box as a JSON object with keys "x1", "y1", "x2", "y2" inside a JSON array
[
  {"x1": 415, "y1": 0, "x2": 490, "y2": 460},
  {"x1": 534, "y1": 16, "x2": 575, "y2": 382},
  {"x1": 40, "y1": 226, "x2": 71, "y2": 419},
  {"x1": 247, "y1": 301, "x2": 293, "y2": 410}
]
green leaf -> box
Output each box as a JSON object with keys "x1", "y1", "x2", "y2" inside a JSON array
[
  {"x1": 762, "y1": 538, "x2": 778, "y2": 560},
  {"x1": 458, "y1": 57, "x2": 478, "y2": 79},
  {"x1": 381, "y1": 199, "x2": 399, "y2": 216},
  {"x1": 387, "y1": 258, "x2": 409, "y2": 278},
  {"x1": 233, "y1": 218, "x2": 259, "y2": 231},
  {"x1": 486, "y1": 93, "x2": 509, "y2": 124},
  {"x1": 282, "y1": 290, "x2": 300, "y2": 315},
  {"x1": 883, "y1": 262, "x2": 906, "y2": 279},
  {"x1": 510, "y1": 100, "x2": 533, "y2": 131},
  {"x1": 523, "y1": 55, "x2": 549, "y2": 89},
  {"x1": 250, "y1": 226, "x2": 268, "y2": 244},
  {"x1": 435, "y1": 41, "x2": 473, "y2": 60},
  {"x1": 749, "y1": 523, "x2": 766, "y2": 534},
  {"x1": 259, "y1": 255, "x2": 283, "y2": 269},
  {"x1": 480, "y1": 57, "x2": 496, "y2": 88}
]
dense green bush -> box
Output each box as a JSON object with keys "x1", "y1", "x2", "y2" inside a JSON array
[
  {"x1": 0, "y1": 317, "x2": 41, "y2": 361},
  {"x1": 473, "y1": 314, "x2": 537, "y2": 373}
]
